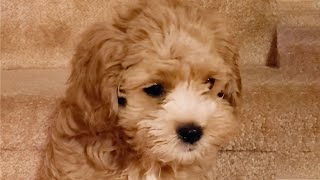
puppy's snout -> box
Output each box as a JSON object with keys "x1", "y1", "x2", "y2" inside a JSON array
[{"x1": 177, "y1": 123, "x2": 203, "y2": 144}]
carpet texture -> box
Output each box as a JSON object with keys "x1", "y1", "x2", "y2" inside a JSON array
[
  {"x1": 1, "y1": 0, "x2": 320, "y2": 179},
  {"x1": 1, "y1": 0, "x2": 277, "y2": 69},
  {"x1": 2, "y1": 66, "x2": 319, "y2": 179}
]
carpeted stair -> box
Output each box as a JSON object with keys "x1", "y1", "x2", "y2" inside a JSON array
[{"x1": 1, "y1": 0, "x2": 319, "y2": 179}]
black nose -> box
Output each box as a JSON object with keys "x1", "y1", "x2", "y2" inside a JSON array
[{"x1": 177, "y1": 124, "x2": 203, "y2": 144}]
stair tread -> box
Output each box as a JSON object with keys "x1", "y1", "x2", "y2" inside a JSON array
[
  {"x1": 1, "y1": 0, "x2": 277, "y2": 69},
  {"x1": 277, "y1": 0, "x2": 320, "y2": 11},
  {"x1": 1, "y1": 67, "x2": 319, "y2": 153},
  {"x1": 217, "y1": 151, "x2": 320, "y2": 180},
  {"x1": 1, "y1": 149, "x2": 45, "y2": 180},
  {"x1": 1, "y1": 67, "x2": 319, "y2": 179},
  {"x1": 277, "y1": 25, "x2": 320, "y2": 75},
  {"x1": 2, "y1": 65, "x2": 320, "y2": 98},
  {"x1": 1, "y1": 149, "x2": 318, "y2": 180},
  {"x1": 224, "y1": 85, "x2": 319, "y2": 153},
  {"x1": 277, "y1": 0, "x2": 320, "y2": 27},
  {"x1": 1, "y1": 69, "x2": 68, "y2": 97}
]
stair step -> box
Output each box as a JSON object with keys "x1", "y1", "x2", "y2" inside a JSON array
[
  {"x1": 224, "y1": 84, "x2": 319, "y2": 154},
  {"x1": 2, "y1": 1, "x2": 318, "y2": 69},
  {"x1": 2, "y1": 86, "x2": 318, "y2": 153},
  {"x1": 1, "y1": 66, "x2": 319, "y2": 179},
  {"x1": 1, "y1": 0, "x2": 277, "y2": 69},
  {"x1": 1, "y1": 149, "x2": 318, "y2": 179},
  {"x1": 1, "y1": 95, "x2": 53, "y2": 151},
  {"x1": 2, "y1": 65, "x2": 319, "y2": 97},
  {"x1": 1, "y1": 69, "x2": 68, "y2": 97},
  {"x1": 216, "y1": 151, "x2": 320, "y2": 180},
  {"x1": 2, "y1": 67, "x2": 319, "y2": 152},
  {"x1": 277, "y1": 0, "x2": 320, "y2": 27},
  {"x1": 275, "y1": 152, "x2": 320, "y2": 179},
  {"x1": 1, "y1": 149, "x2": 45, "y2": 180},
  {"x1": 277, "y1": 26, "x2": 320, "y2": 73}
]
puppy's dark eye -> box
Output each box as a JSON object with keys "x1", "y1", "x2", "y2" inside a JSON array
[
  {"x1": 217, "y1": 91, "x2": 224, "y2": 98},
  {"x1": 118, "y1": 97, "x2": 127, "y2": 106},
  {"x1": 143, "y1": 83, "x2": 165, "y2": 97},
  {"x1": 206, "y1": 78, "x2": 215, "y2": 89}
]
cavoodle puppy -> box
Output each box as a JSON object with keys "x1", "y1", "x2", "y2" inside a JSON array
[{"x1": 44, "y1": 0, "x2": 241, "y2": 179}]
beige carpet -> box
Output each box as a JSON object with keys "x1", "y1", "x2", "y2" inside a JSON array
[
  {"x1": 1, "y1": 0, "x2": 320, "y2": 179},
  {"x1": 2, "y1": 65, "x2": 320, "y2": 179},
  {"x1": 1, "y1": 0, "x2": 277, "y2": 70}
]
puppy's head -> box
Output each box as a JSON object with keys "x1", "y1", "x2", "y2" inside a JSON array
[{"x1": 66, "y1": 0, "x2": 241, "y2": 165}]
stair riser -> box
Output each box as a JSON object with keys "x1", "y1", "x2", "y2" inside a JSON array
[{"x1": 2, "y1": 84, "x2": 319, "y2": 153}]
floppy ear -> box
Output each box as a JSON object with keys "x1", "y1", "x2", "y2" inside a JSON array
[
  {"x1": 64, "y1": 23, "x2": 127, "y2": 133},
  {"x1": 224, "y1": 51, "x2": 242, "y2": 108},
  {"x1": 209, "y1": 23, "x2": 241, "y2": 108},
  {"x1": 199, "y1": 9, "x2": 242, "y2": 108},
  {"x1": 216, "y1": 35, "x2": 241, "y2": 108}
]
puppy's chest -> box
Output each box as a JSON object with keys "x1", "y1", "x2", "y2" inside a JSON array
[{"x1": 117, "y1": 164, "x2": 213, "y2": 180}]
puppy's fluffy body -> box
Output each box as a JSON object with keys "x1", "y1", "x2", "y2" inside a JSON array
[{"x1": 44, "y1": 0, "x2": 241, "y2": 179}]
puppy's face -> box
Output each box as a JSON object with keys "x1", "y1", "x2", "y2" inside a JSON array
[
  {"x1": 117, "y1": 32, "x2": 239, "y2": 164},
  {"x1": 66, "y1": 0, "x2": 241, "y2": 166}
]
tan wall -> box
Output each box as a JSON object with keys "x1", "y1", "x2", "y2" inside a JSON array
[{"x1": 1, "y1": 0, "x2": 277, "y2": 69}]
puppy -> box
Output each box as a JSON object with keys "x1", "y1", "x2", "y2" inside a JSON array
[{"x1": 44, "y1": 0, "x2": 241, "y2": 179}]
